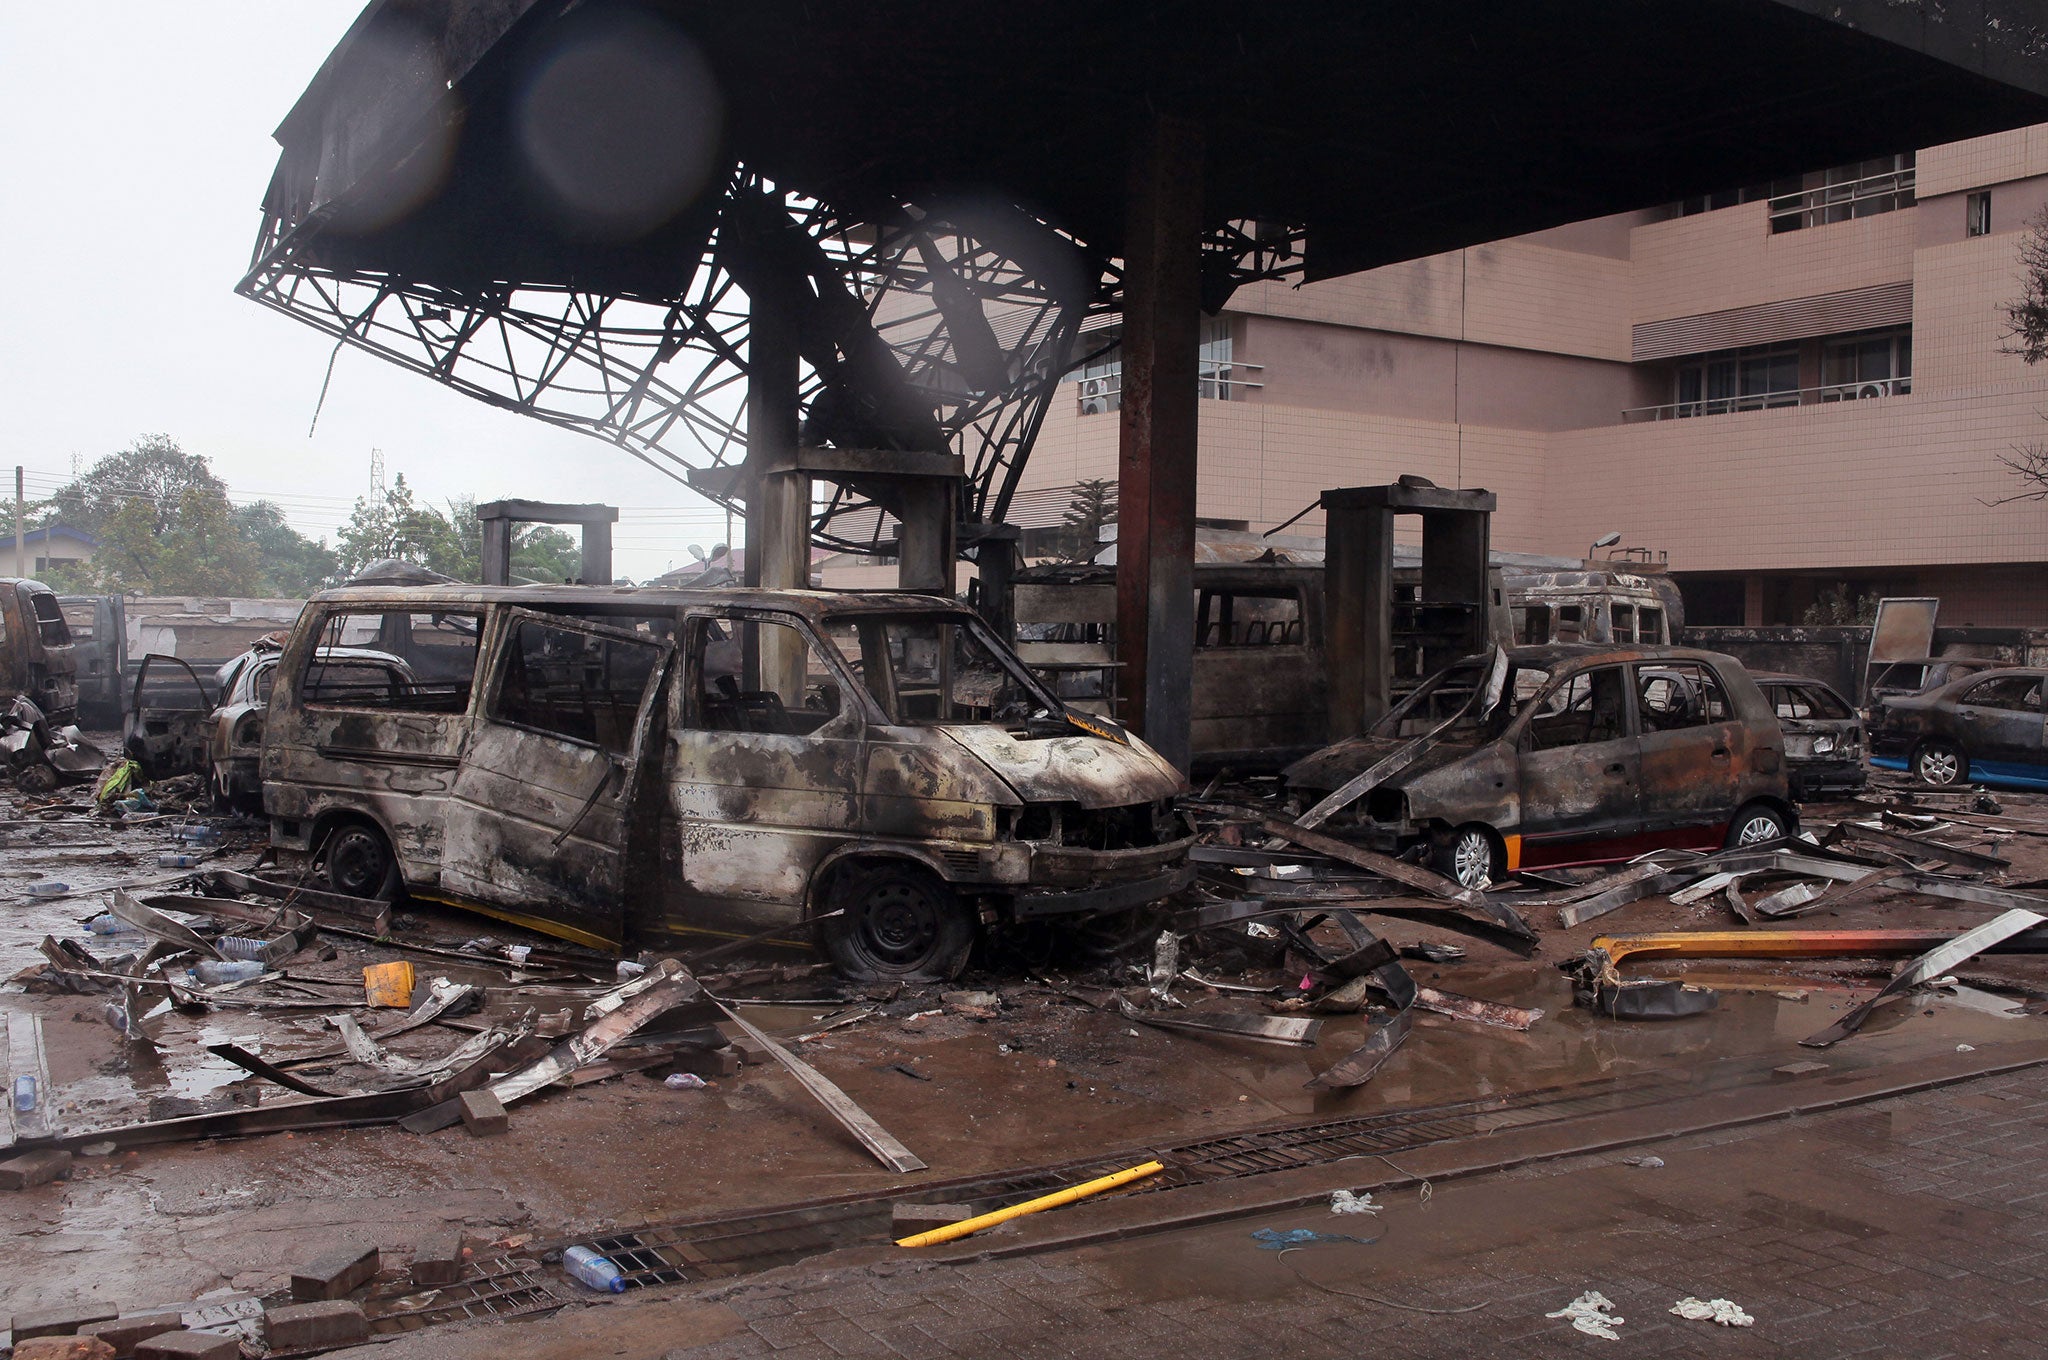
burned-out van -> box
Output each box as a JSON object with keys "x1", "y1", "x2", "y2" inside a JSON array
[
  {"x1": 1, "y1": 578, "x2": 79, "y2": 725},
  {"x1": 261, "y1": 585, "x2": 1192, "y2": 978}
]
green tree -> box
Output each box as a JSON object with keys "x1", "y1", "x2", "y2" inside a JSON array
[
  {"x1": 334, "y1": 474, "x2": 476, "y2": 580},
  {"x1": 38, "y1": 435, "x2": 230, "y2": 538},
  {"x1": 235, "y1": 501, "x2": 340, "y2": 595},
  {"x1": 1059, "y1": 478, "x2": 1117, "y2": 562},
  {"x1": 512, "y1": 525, "x2": 582, "y2": 583}
]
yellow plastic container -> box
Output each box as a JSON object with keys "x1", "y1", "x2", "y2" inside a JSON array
[{"x1": 362, "y1": 960, "x2": 416, "y2": 1008}]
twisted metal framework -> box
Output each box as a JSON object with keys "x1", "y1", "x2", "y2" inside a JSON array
[{"x1": 240, "y1": 163, "x2": 1306, "y2": 553}]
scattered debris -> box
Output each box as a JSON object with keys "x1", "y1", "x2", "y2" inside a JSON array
[
  {"x1": 1621, "y1": 1155, "x2": 1665, "y2": 1168},
  {"x1": 1250, "y1": 1227, "x2": 1378, "y2": 1249},
  {"x1": 1547, "y1": 1289, "x2": 1625, "y2": 1340},
  {"x1": 1329, "y1": 1189, "x2": 1380, "y2": 1215},
  {"x1": 1670, "y1": 1296, "x2": 1754, "y2": 1327}
]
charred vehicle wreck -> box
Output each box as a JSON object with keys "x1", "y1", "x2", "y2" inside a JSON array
[
  {"x1": 1286, "y1": 645, "x2": 1795, "y2": 889},
  {"x1": 1, "y1": 578, "x2": 79, "y2": 725},
  {"x1": 260, "y1": 586, "x2": 1193, "y2": 978}
]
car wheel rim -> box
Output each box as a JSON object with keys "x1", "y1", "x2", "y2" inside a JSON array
[
  {"x1": 1920, "y1": 750, "x2": 1958, "y2": 784},
  {"x1": 1452, "y1": 833, "x2": 1492, "y2": 889},
  {"x1": 1737, "y1": 815, "x2": 1780, "y2": 846},
  {"x1": 329, "y1": 832, "x2": 386, "y2": 896},
  {"x1": 860, "y1": 882, "x2": 940, "y2": 967}
]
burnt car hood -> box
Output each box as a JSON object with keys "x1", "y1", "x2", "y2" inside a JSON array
[
  {"x1": 1284, "y1": 732, "x2": 1480, "y2": 793},
  {"x1": 938, "y1": 726, "x2": 1183, "y2": 809}
]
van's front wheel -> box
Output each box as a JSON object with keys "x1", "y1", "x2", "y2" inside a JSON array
[{"x1": 818, "y1": 863, "x2": 974, "y2": 982}]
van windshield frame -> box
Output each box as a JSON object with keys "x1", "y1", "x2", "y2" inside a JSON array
[{"x1": 823, "y1": 609, "x2": 1063, "y2": 730}]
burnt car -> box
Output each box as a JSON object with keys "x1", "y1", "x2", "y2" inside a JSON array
[
  {"x1": 1870, "y1": 666, "x2": 2048, "y2": 789},
  {"x1": 1286, "y1": 645, "x2": 1794, "y2": 889},
  {"x1": 1, "y1": 578, "x2": 79, "y2": 725},
  {"x1": 209, "y1": 643, "x2": 415, "y2": 809},
  {"x1": 1867, "y1": 654, "x2": 2001, "y2": 707},
  {"x1": 260, "y1": 584, "x2": 1194, "y2": 980},
  {"x1": 1754, "y1": 673, "x2": 1866, "y2": 801}
]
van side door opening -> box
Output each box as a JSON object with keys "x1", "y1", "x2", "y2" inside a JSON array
[{"x1": 440, "y1": 609, "x2": 673, "y2": 950}]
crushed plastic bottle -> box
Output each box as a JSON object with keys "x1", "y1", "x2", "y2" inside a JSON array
[
  {"x1": 26, "y1": 882, "x2": 69, "y2": 897},
  {"x1": 616, "y1": 960, "x2": 647, "y2": 979},
  {"x1": 561, "y1": 1245, "x2": 627, "y2": 1293},
  {"x1": 158, "y1": 853, "x2": 201, "y2": 869},
  {"x1": 664, "y1": 1072, "x2": 709, "y2": 1090},
  {"x1": 102, "y1": 1002, "x2": 130, "y2": 1035},
  {"x1": 86, "y1": 913, "x2": 138, "y2": 936},
  {"x1": 215, "y1": 937, "x2": 269, "y2": 962},
  {"x1": 14, "y1": 1075, "x2": 36, "y2": 1113},
  {"x1": 191, "y1": 960, "x2": 265, "y2": 986},
  {"x1": 174, "y1": 824, "x2": 221, "y2": 844}
]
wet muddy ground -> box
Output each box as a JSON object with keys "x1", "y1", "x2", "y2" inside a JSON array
[{"x1": 6, "y1": 779, "x2": 2048, "y2": 1336}]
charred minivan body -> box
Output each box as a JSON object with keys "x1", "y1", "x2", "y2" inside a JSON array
[
  {"x1": 1286, "y1": 645, "x2": 1793, "y2": 888},
  {"x1": 1, "y1": 579, "x2": 79, "y2": 725},
  {"x1": 261, "y1": 585, "x2": 1192, "y2": 977}
]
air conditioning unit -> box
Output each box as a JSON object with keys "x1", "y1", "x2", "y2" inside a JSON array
[
  {"x1": 1079, "y1": 377, "x2": 1108, "y2": 415},
  {"x1": 1856, "y1": 381, "x2": 1888, "y2": 400}
]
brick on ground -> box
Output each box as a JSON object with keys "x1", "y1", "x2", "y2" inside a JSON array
[
  {"x1": 133, "y1": 1332, "x2": 239, "y2": 1360},
  {"x1": 77, "y1": 1312, "x2": 185, "y2": 1358},
  {"x1": 0, "y1": 1149, "x2": 73, "y2": 1191},
  {"x1": 410, "y1": 1230, "x2": 464, "y2": 1286},
  {"x1": 265, "y1": 1300, "x2": 368, "y2": 1351},
  {"x1": 459, "y1": 1087, "x2": 509, "y2": 1136},
  {"x1": 11, "y1": 1303, "x2": 120, "y2": 1340},
  {"x1": 290, "y1": 1244, "x2": 381, "y2": 1302}
]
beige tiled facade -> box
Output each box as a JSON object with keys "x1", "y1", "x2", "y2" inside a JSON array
[{"x1": 1010, "y1": 128, "x2": 2048, "y2": 626}]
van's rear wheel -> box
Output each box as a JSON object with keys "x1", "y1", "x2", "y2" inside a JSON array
[
  {"x1": 322, "y1": 822, "x2": 401, "y2": 901},
  {"x1": 818, "y1": 863, "x2": 974, "y2": 982}
]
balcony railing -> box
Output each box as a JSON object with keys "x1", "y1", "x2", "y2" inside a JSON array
[
  {"x1": 1075, "y1": 360, "x2": 1265, "y2": 414},
  {"x1": 1767, "y1": 168, "x2": 1916, "y2": 232},
  {"x1": 1623, "y1": 376, "x2": 1911, "y2": 422}
]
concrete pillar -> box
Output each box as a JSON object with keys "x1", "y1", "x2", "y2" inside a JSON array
[
  {"x1": 1743, "y1": 576, "x2": 1766, "y2": 627},
  {"x1": 480, "y1": 519, "x2": 513, "y2": 586},
  {"x1": 1115, "y1": 113, "x2": 1203, "y2": 771},
  {"x1": 579, "y1": 519, "x2": 613, "y2": 585},
  {"x1": 1420, "y1": 507, "x2": 1491, "y2": 675},
  {"x1": 745, "y1": 293, "x2": 809, "y2": 699},
  {"x1": 1325, "y1": 501, "x2": 1395, "y2": 739},
  {"x1": 894, "y1": 479, "x2": 958, "y2": 595}
]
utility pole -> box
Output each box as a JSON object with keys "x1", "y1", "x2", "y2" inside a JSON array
[{"x1": 13, "y1": 466, "x2": 23, "y2": 580}]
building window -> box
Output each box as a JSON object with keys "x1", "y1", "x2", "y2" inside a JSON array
[
  {"x1": 1672, "y1": 344, "x2": 1800, "y2": 417},
  {"x1": 1768, "y1": 153, "x2": 1916, "y2": 233},
  {"x1": 1069, "y1": 316, "x2": 1253, "y2": 414},
  {"x1": 1820, "y1": 328, "x2": 1911, "y2": 400},
  {"x1": 1968, "y1": 191, "x2": 1992, "y2": 237}
]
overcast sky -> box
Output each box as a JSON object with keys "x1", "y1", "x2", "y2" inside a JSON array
[{"x1": 0, "y1": 3, "x2": 736, "y2": 580}]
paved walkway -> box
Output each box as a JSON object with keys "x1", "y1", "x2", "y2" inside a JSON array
[{"x1": 649, "y1": 1064, "x2": 2048, "y2": 1360}]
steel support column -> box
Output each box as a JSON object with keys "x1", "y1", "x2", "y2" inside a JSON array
[
  {"x1": 1116, "y1": 114, "x2": 1203, "y2": 771},
  {"x1": 745, "y1": 295, "x2": 809, "y2": 696}
]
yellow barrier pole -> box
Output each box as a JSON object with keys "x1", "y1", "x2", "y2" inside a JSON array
[{"x1": 895, "y1": 1160, "x2": 1166, "y2": 1248}]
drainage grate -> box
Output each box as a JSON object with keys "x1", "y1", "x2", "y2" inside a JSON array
[{"x1": 367, "y1": 1259, "x2": 566, "y2": 1332}]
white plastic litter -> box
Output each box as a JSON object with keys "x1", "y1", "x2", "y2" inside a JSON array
[
  {"x1": 1547, "y1": 1291, "x2": 1624, "y2": 1340},
  {"x1": 1622, "y1": 1155, "x2": 1665, "y2": 1168},
  {"x1": 1670, "y1": 1297, "x2": 1753, "y2": 1327},
  {"x1": 1958, "y1": 1043, "x2": 1976, "y2": 1052},
  {"x1": 1329, "y1": 1189, "x2": 1380, "y2": 1215}
]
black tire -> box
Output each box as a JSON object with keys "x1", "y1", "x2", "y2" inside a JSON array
[
  {"x1": 1724, "y1": 801, "x2": 1792, "y2": 850},
  {"x1": 817, "y1": 862, "x2": 975, "y2": 982},
  {"x1": 1913, "y1": 739, "x2": 1967, "y2": 788},
  {"x1": 1432, "y1": 824, "x2": 1503, "y2": 890},
  {"x1": 321, "y1": 821, "x2": 402, "y2": 901}
]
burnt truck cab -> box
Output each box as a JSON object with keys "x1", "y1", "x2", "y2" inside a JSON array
[
  {"x1": 260, "y1": 585, "x2": 1192, "y2": 979},
  {"x1": 0, "y1": 579, "x2": 79, "y2": 725},
  {"x1": 1286, "y1": 644, "x2": 1793, "y2": 889}
]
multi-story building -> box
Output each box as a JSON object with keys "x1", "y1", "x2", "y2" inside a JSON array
[{"x1": 1010, "y1": 127, "x2": 2048, "y2": 628}]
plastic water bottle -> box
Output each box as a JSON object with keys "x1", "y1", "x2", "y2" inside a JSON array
[
  {"x1": 27, "y1": 882, "x2": 69, "y2": 897},
  {"x1": 216, "y1": 937, "x2": 269, "y2": 961},
  {"x1": 87, "y1": 913, "x2": 137, "y2": 936},
  {"x1": 616, "y1": 960, "x2": 647, "y2": 979},
  {"x1": 158, "y1": 853, "x2": 200, "y2": 869},
  {"x1": 191, "y1": 960, "x2": 265, "y2": 985},
  {"x1": 174, "y1": 825, "x2": 220, "y2": 844},
  {"x1": 561, "y1": 1246, "x2": 626, "y2": 1293},
  {"x1": 664, "y1": 1073, "x2": 708, "y2": 1091},
  {"x1": 14, "y1": 1075, "x2": 36, "y2": 1113}
]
